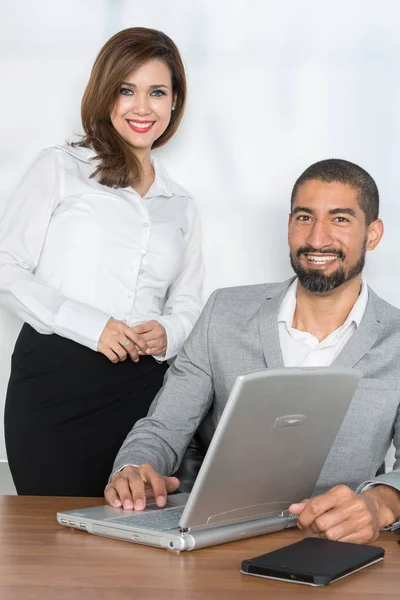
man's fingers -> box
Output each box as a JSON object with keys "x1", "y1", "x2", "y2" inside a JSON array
[
  {"x1": 337, "y1": 527, "x2": 379, "y2": 544},
  {"x1": 144, "y1": 475, "x2": 180, "y2": 507},
  {"x1": 104, "y1": 466, "x2": 180, "y2": 512},
  {"x1": 105, "y1": 476, "x2": 135, "y2": 508},
  {"x1": 104, "y1": 482, "x2": 122, "y2": 507},
  {"x1": 318, "y1": 515, "x2": 376, "y2": 543},
  {"x1": 116, "y1": 475, "x2": 140, "y2": 510},
  {"x1": 289, "y1": 486, "x2": 380, "y2": 545},
  {"x1": 143, "y1": 471, "x2": 168, "y2": 507},
  {"x1": 129, "y1": 478, "x2": 148, "y2": 511},
  {"x1": 288, "y1": 502, "x2": 308, "y2": 515},
  {"x1": 294, "y1": 487, "x2": 351, "y2": 529},
  {"x1": 308, "y1": 499, "x2": 365, "y2": 535},
  {"x1": 165, "y1": 476, "x2": 180, "y2": 493},
  {"x1": 288, "y1": 500, "x2": 310, "y2": 528},
  {"x1": 105, "y1": 467, "x2": 147, "y2": 510},
  {"x1": 313, "y1": 499, "x2": 378, "y2": 540},
  {"x1": 140, "y1": 465, "x2": 179, "y2": 507}
]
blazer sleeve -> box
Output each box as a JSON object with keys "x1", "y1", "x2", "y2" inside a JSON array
[
  {"x1": 357, "y1": 400, "x2": 400, "y2": 529},
  {"x1": 111, "y1": 289, "x2": 219, "y2": 477}
]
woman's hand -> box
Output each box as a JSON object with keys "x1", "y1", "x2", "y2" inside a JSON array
[
  {"x1": 133, "y1": 320, "x2": 167, "y2": 356},
  {"x1": 98, "y1": 318, "x2": 149, "y2": 363}
]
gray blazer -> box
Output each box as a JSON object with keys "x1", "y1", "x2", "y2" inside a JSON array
[{"x1": 112, "y1": 278, "x2": 400, "y2": 495}]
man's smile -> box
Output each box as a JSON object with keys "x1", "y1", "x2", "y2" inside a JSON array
[{"x1": 303, "y1": 253, "x2": 339, "y2": 265}]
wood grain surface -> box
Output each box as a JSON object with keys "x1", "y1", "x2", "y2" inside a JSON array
[{"x1": 0, "y1": 495, "x2": 399, "y2": 599}]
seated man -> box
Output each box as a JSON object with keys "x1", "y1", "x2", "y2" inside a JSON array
[{"x1": 105, "y1": 158, "x2": 400, "y2": 544}]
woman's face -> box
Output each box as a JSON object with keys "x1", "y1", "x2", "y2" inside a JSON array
[{"x1": 110, "y1": 59, "x2": 175, "y2": 155}]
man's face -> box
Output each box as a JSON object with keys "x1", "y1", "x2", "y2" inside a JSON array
[{"x1": 288, "y1": 180, "x2": 382, "y2": 293}]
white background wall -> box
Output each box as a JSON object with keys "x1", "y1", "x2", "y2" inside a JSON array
[{"x1": 1, "y1": 0, "x2": 399, "y2": 462}]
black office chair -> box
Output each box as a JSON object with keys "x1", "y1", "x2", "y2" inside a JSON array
[{"x1": 174, "y1": 407, "x2": 214, "y2": 493}]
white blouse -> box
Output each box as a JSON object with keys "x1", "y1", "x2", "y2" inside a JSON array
[{"x1": 0, "y1": 144, "x2": 204, "y2": 361}]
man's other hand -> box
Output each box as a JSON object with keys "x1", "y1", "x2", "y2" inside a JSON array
[{"x1": 289, "y1": 484, "x2": 399, "y2": 544}]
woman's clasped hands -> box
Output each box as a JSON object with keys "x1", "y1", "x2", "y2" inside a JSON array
[{"x1": 98, "y1": 318, "x2": 167, "y2": 363}]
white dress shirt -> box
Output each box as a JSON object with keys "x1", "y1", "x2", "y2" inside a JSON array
[
  {"x1": 278, "y1": 278, "x2": 368, "y2": 367},
  {"x1": 278, "y1": 279, "x2": 400, "y2": 506},
  {"x1": 0, "y1": 144, "x2": 203, "y2": 360}
]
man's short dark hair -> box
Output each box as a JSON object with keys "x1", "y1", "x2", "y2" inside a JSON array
[{"x1": 290, "y1": 159, "x2": 379, "y2": 225}]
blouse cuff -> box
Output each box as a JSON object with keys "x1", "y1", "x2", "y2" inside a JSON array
[
  {"x1": 153, "y1": 314, "x2": 187, "y2": 361},
  {"x1": 53, "y1": 298, "x2": 111, "y2": 351}
]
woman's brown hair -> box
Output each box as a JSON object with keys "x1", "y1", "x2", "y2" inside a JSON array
[{"x1": 74, "y1": 27, "x2": 186, "y2": 188}]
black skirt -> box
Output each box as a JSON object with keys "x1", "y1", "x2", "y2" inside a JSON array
[{"x1": 4, "y1": 324, "x2": 168, "y2": 497}]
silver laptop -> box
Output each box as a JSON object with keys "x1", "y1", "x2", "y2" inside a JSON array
[{"x1": 57, "y1": 366, "x2": 361, "y2": 552}]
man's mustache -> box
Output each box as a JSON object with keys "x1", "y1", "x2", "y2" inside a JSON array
[{"x1": 296, "y1": 246, "x2": 346, "y2": 260}]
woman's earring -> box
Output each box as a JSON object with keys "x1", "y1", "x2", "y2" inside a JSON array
[{"x1": 172, "y1": 106, "x2": 176, "y2": 111}]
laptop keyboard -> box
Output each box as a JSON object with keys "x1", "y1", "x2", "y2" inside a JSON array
[{"x1": 107, "y1": 507, "x2": 185, "y2": 532}]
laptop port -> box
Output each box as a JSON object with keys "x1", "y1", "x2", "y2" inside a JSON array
[
  {"x1": 69, "y1": 520, "x2": 76, "y2": 526},
  {"x1": 79, "y1": 523, "x2": 87, "y2": 530},
  {"x1": 60, "y1": 519, "x2": 68, "y2": 525}
]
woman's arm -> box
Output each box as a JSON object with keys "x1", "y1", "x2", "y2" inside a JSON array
[
  {"x1": 152, "y1": 199, "x2": 204, "y2": 360},
  {"x1": 0, "y1": 148, "x2": 111, "y2": 350}
]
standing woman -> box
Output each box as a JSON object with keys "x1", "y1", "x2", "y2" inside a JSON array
[{"x1": 0, "y1": 27, "x2": 203, "y2": 496}]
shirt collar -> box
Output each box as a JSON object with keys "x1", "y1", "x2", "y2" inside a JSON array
[
  {"x1": 278, "y1": 277, "x2": 369, "y2": 329},
  {"x1": 55, "y1": 143, "x2": 95, "y2": 162},
  {"x1": 56, "y1": 144, "x2": 177, "y2": 198},
  {"x1": 343, "y1": 278, "x2": 369, "y2": 328},
  {"x1": 278, "y1": 278, "x2": 297, "y2": 326},
  {"x1": 145, "y1": 156, "x2": 174, "y2": 198}
]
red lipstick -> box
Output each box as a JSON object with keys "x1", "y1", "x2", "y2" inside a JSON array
[{"x1": 126, "y1": 120, "x2": 155, "y2": 133}]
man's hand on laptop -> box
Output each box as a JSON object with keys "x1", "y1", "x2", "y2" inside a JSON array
[
  {"x1": 289, "y1": 484, "x2": 400, "y2": 543},
  {"x1": 104, "y1": 464, "x2": 180, "y2": 510}
]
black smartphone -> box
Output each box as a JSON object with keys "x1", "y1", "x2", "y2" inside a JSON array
[{"x1": 241, "y1": 537, "x2": 384, "y2": 586}]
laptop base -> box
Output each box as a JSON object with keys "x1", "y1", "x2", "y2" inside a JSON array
[{"x1": 58, "y1": 503, "x2": 297, "y2": 552}]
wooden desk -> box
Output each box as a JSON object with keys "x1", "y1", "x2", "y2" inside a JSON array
[{"x1": 0, "y1": 495, "x2": 399, "y2": 599}]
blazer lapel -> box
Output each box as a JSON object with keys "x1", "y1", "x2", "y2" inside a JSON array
[
  {"x1": 333, "y1": 289, "x2": 381, "y2": 368},
  {"x1": 257, "y1": 281, "x2": 291, "y2": 368}
]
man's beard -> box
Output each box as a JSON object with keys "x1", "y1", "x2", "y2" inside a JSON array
[{"x1": 290, "y1": 240, "x2": 367, "y2": 293}]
